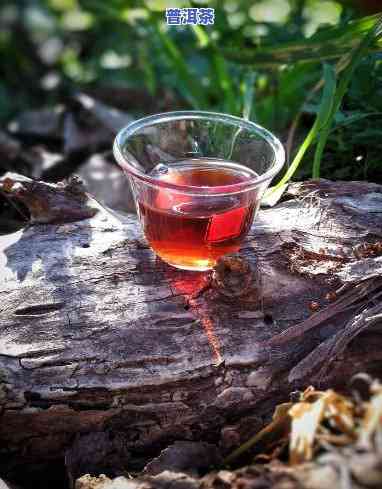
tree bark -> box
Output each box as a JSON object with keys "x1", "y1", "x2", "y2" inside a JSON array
[{"x1": 0, "y1": 174, "x2": 381, "y2": 484}]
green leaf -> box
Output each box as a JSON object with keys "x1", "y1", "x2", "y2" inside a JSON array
[
  {"x1": 222, "y1": 14, "x2": 382, "y2": 66},
  {"x1": 331, "y1": 112, "x2": 382, "y2": 131},
  {"x1": 242, "y1": 71, "x2": 256, "y2": 121},
  {"x1": 312, "y1": 63, "x2": 337, "y2": 178}
]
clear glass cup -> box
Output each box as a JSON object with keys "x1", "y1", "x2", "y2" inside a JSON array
[{"x1": 113, "y1": 111, "x2": 284, "y2": 271}]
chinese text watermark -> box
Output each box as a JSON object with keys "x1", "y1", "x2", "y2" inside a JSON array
[{"x1": 165, "y1": 8, "x2": 215, "y2": 26}]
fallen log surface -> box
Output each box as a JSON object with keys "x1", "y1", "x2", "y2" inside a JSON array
[{"x1": 0, "y1": 174, "x2": 381, "y2": 486}]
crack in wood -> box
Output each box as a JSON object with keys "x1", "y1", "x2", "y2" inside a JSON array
[{"x1": 14, "y1": 302, "x2": 65, "y2": 316}]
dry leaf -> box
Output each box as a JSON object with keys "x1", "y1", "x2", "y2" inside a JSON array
[
  {"x1": 289, "y1": 398, "x2": 326, "y2": 464},
  {"x1": 358, "y1": 381, "x2": 382, "y2": 449},
  {"x1": 223, "y1": 403, "x2": 292, "y2": 465},
  {"x1": 225, "y1": 377, "x2": 382, "y2": 471},
  {"x1": 324, "y1": 391, "x2": 354, "y2": 435}
]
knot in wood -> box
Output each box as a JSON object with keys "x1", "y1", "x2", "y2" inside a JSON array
[{"x1": 212, "y1": 254, "x2": 256, "y2": 298}]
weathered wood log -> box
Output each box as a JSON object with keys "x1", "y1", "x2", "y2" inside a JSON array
[{"x1": 0, "y1": 174, "x2": 381, "y2": 486}]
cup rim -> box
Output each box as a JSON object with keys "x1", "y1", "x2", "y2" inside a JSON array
[{"x1": 113, "y1": 110, "x2": 285, "y2": 195}]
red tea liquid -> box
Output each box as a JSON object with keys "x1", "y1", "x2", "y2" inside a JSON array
[{"x1": 138, "y1": 160, "x2": 258, "y2": 270}]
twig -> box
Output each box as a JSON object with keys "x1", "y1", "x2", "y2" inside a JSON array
[{"x1": 266, "y1": 277, "x2": 382, "y2": 347}]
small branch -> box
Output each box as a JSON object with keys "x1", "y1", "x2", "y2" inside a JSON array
[{"x1": 266, "y1": 277, "x2": 382, "y2": 347}]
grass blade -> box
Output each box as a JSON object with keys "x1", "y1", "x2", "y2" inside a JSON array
[
  {"x1": 331, "y1": 112, "x2": 382, "y2": 131},
  {"x1": 191, "y1": 24, "x2": 210, "y2": 48},
  {"x1": 312, "y1": 64, "x2": 337, "y2": 177},
  {"x1": 139, "y1": 44, "x2": 156, "y2": 96},
  {"x1": 242, "y1": 71, "x2": 257, "y2": 121},
  {"x1": 313, "y1": 63, "x2": 336, "y2": 132},
  {"x1": 285, "y1": 53, "x2": 352, "y2": 165},
  {"x1": 312, "y1": 127, "x2": 329, "y2": 178},
  {"x1": 211, "y1": 52, "x2": 237, "y2": 114},
  {"x1": 268, "y1": 63, "x2": 336, "y2": 194}
]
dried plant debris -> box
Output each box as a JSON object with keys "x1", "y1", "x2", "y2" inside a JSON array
[
  {"x1": 309, "y1": 301, "x2": 320, "y2": 312},
  {"x1": 0, "y1": 479, "x2": 16, "y2": 489},
  {"x1": 284, "y1": 242, "x2": 347, "y2": 278},
  {"x1": 358, "y1": 379, "x2": 382, "y2": 450},
  {"x1": 284, "y1": 238, "x2": 382, "y2": 282},
  {"x1": 288, "y1": 387, "x2": 355, "y2": 464},
  {"x1": 353, "y1": 241, "x2": 382, "y2": 260},
  {"x1": 224, "y1": 402, "x2": 293, "y2": 465},
  {"x1": 76, "y1": 472, "x2": 201, "y2": 489},
  {"x1": 225, "y1": 378, "x2": 382, "y2": 468}
]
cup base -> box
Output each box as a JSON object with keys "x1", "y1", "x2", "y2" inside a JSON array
[
  {"x1": 151, "y1": 241, "x2": 242, "y2": 271},
  {"x1": 162, "y1": 259, "x2": 213, "y2": 272}
]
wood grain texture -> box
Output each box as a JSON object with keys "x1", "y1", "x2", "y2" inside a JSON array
[{"x1": 0, "y1": 174, "x2": 381, "y2": 478}]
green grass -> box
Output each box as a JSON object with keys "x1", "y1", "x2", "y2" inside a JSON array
[
  {"x1": 267, "y1": 13, "x2": 382, "y2": 196},
  {"x1": 0, "y1": 0, "x2": 382, "y2": 184},
  {"x1": 312, "y1": 14, "x2": 382, "y2": 178}
]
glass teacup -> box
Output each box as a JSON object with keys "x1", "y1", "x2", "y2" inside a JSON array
[{"x1": 113, "y1": 111, "x2": 284, "y2": 271}]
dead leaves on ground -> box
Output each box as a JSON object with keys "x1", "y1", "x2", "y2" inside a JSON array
[
  {"x1": 288, "y1": 386, "x2": 355, "y2": 464},
  {"x1": 226, "y1": 377, "x2": 382, "y2": 467}
]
